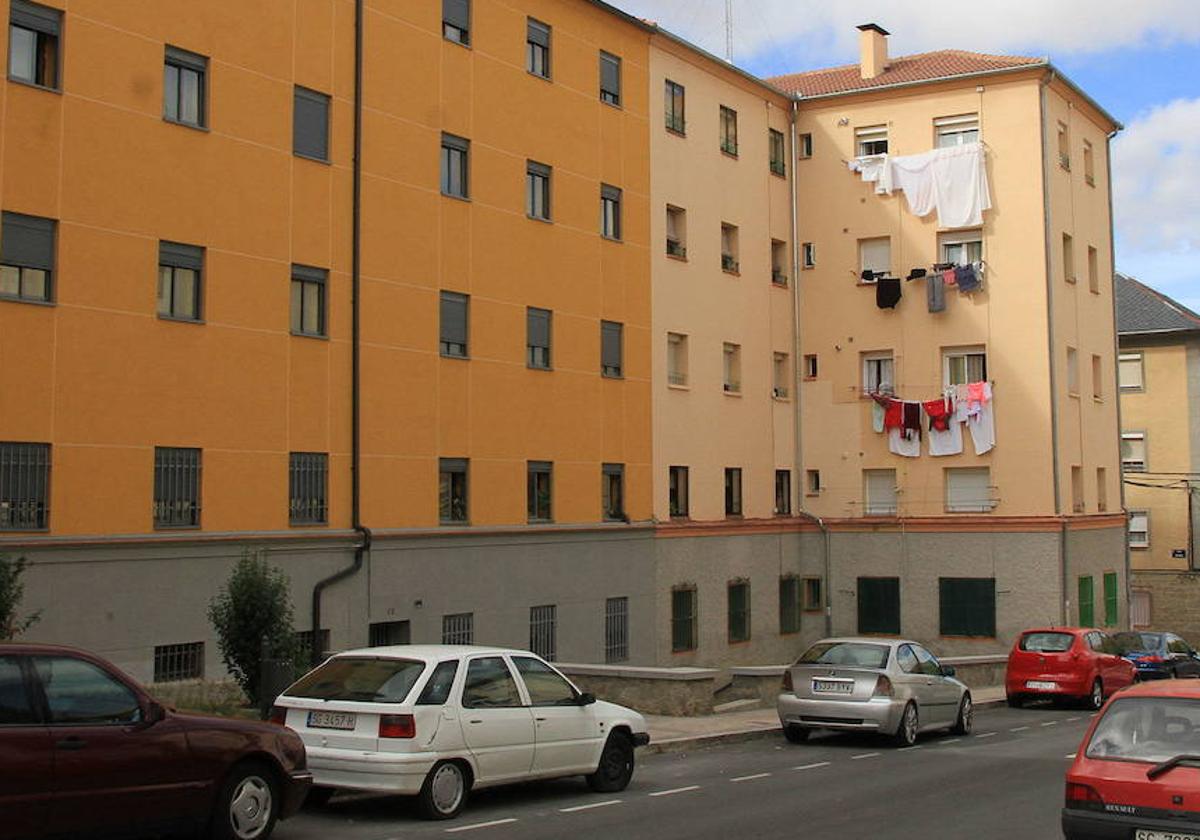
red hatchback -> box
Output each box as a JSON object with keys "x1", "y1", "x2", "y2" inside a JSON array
[
  {"x1": 1007, "y1": 628, "x2": 1136, "y2": 711},
  {"x1": 1063, "y1": 680, "x2": 1200, "y2": 839}
]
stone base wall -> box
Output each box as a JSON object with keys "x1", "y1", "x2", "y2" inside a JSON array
[{"x1": 1132, "y1": 570, "x2": 1200, "y2": 646}]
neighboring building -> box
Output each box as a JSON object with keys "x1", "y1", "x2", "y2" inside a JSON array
[{"x1": 1116, "y1": 273, "x2": 1200, "y2": 643}]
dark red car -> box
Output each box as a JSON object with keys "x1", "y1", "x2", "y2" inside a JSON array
[
  {"x1": 0, "y1": 643, "x2": 311, "y2": 840},
  {"x1": 1007, "y1": 627, "x2": 1136, "y2": 710},
  {"x1": 1063, "y1": 679, "x2": 1200, "y2": 839}
]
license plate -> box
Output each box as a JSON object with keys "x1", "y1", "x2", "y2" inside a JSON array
[
  {"x1": 307, "y1": 710, "x2": 357, "y2": 730},
  {"x1": 812, "y1": 679, "x2": 854, "y2": 695},
  {"x1": 1135, "y1": 831, "x2": 1200, "y2": 840},
  {"x1": 1025, "y1": 680, "x2": 1058, "y2": 691}
]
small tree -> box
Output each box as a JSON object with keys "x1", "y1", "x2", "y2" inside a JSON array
[
  {"x1": 207, "y1": 551, "x2": 298, "y2": 704},
  {"x1": 0, "y1": 555, "x2": 42, "y2": 640}
]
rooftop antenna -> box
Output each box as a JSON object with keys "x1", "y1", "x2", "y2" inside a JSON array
[{"x1": 724, "y1": 0, "x2": 733, "y2": 62}]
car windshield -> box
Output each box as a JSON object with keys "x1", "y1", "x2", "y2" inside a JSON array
[
  {"x1": 1019, "y1": 632, "x2": 1074, "y2": 653},
  {"x1": 1086, "y1": 697, "x2": 1200, "y2": 764},
  {"x1": 286, "y1": 657, "x2": 426, "y2": 703},
  {"x1": 798, "y1": 642, "x2": 890, "y2": 669},
  {"x1": 1112, "y1": 632, "x2": 1163, "y2": 653}
]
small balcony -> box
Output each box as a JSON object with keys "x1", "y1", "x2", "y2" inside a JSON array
[{"x1": 721, "y1": 254, "x2": 739, "y2": 273}]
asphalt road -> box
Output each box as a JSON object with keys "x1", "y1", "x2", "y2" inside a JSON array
[{"x1": 275, "y1": 703, "x2": 1092, "y2": 840}]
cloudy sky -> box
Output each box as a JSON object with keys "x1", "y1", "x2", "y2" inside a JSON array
[{"x1": 612, "y1": 0, "x2": 1200, "y2": 313}]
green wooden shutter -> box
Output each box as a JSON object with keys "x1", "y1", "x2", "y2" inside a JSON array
[
  {"x1": 1103, "y1": 572, "x2": 1119, "y2": 627},
  {"x1": 858, "y1": 577, "x2": 900, "y2": 635},
  {"x1": 1078, "y1": 576, "x2": 1095, "y2": 627}
]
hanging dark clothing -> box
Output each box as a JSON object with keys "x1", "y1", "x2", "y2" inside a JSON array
[
  {"x1": 927, "y1": 273, "x2": 946, "y2": 312},
  {"x1": 876, "y1": 277, "x2": 901, "y2": 309},
  {"x1": 901, "y1": 401, "x2": 922, "y2": 440},
  {"x1": 955, "y1": 264, "x2": 981, "y2": 292}
]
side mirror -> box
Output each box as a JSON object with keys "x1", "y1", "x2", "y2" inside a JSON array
[
  {"x1": 577, "y1": 692, "x2": 596, "y2": 706},
  {"x1": 145, "y1": 701, "x2": 167, "y2": 724},
  {"x1": 940, "y1": 665, "x2": 956, "y2": 677}
]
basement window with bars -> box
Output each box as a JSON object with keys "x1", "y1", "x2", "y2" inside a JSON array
[
  {"x1": 605, "y1": 597, "x2": 629, "y2": 663},
  {"x1": 153, "y1": 447, "x2": 201, "y2": 529},
  {"x1": 529, "y1": 604, "x2": 557, "y2": 661},
  {"x1": 728, "y1": 580, "x2": 751, "y2": 643},
  {"x1": 671, "y1": 586, "x2": 697, "y2": 652},
  {"x1": 442, "y1": 613, "x2": 474, "y2": 645},
  {"x1": 153, "y1": 642, "x2": 204, "y2": 683},
  {"x1": 289, "y1": 452, "x2": 328, "y2": 525},
  {"x1": 0, "y1": 442, "x2": 50, "y2": 531},
  {"x1": 369, "y1": 620, "x2": 410, "y2": 647}
]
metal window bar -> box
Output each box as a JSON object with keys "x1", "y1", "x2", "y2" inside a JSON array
[
  {"x1": 153, "y1": 447, "x2": 200, "y2": 528},
  {"x1": 289, "y1": 452, "x2": 327, "y2": 524},
  {"x1": 605, "y1": 597, "x2": 628, "y2": 663},
  {"x1": 0, "y1": 442, "x2": 50, "y2": 530},
  {"x1": 295, "y1": 629, "x2": 330, "y2": 663},
  {"x1": 442, "y1": 613, "x2": 474, "y2": 645},
  {"x1": 153, "y1": 641, "x2": 204, "y2": 683},
  {"x1": 529, "y1": 605, "x2": 556, "y2": 661},
  {"x1": 671, "y1": 588, "x2": 696, "y2": 652}
]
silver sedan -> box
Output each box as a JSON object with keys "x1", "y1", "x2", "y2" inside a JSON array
[{"x1": 776, "y1": 637, "x2": 972, "y2": 747}]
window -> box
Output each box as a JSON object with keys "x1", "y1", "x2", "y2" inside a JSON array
[
  {"x1": 1128, "y1": 510, "x2": 1149, "y2": 549},
  {"x1": 1087, "y1": 245, "x2": 1100, "y2": 294},
  {"x1": 719, "y1": 106, "x2": 738, "y2": 156},
  {"x1": 856, "y1": 125, "x2": 888, "y2": 156},
  {"x1": 939, "y1": 578, "x2": 995, "y2": 637},
  {"x1": 806, "y1": 469, "x2": 820, "y2": 496},
  {"x1": 33, "y1": 657, "x2": 140, "y2": 725},
  {"x1": 728, "y1": 580, "x2": 750, "y2": 643},
  {"x1": 529, "y1": 605, "x2": 556, "y2": 661},
  {"x1": 1057, "y1": 121, "x2": 1070, "y2": 169},
  {"x1": 857, "y1": 577, "x2": 900, "y2": 635},
  {"x1": 802, "y1": 577, "x2": 822, "y2": 612},
  {"x1": 769, "y1": 129, "x2": 786, "y2": 176},
  {"x1": 1131, "y1": 591, "x2": 1151, "y2": 628},
  {"x1": 943, "y1": 348, "x2": 987, "y2": 386},
  {"x1": 600, "y1": 320, "x2": 623, "y2": 377},
  {"x1": 292, "y1": 630, "x2": 330, "y2": 662},
  {"x1": 1071, "y1": 465, "x2": 1084, "y2": 513},
  {"x1": 527, "y1": 160, "x2": 551, "y2": 221},
  {"x1": 667, "y1": 332, "x2": 688, "y2": 386},
  {"x1": 721, "y1": 224, "x2": 739, "y2": 272},
  {"x1": 1083, "y1": 141, "x2": 1095, "y2": 186},
  {"x1": 8, "y1": 0, "x2": 60, "y2": 89},
  {"x1": 527, "y1": 461, "x2": 552, "y2": 522},
  {"x1": 442, "y1": 613, "x2": 474, "y2": 645},
  {"x1": 779, "y1": 577, "x2": 800, "y2": 634},
  {"x1": 602, "y1": 463, "x2": 624, "y2": 521},
  {"x1": 153, "y1": 642, "x2": 204, "y2": 682},
  {"x1": 1067, "y1": 346, "x2": 1079, "y2": 395},
  {"x1": 289, "y1": 452, "x2": 328, "y2": 525},
  {"x1": 368, "y1": 620, "x2": 410, "y2": 647},
  {"x1": 0, "y1": 442, "x2": 50, "y2": 531},
  {"x1": 443, "y1": 0, "x2": 470, "y2": 45},
  {"x1": 1118, "y1": 353, "x2": 1144, "y2": 391},
  {"x1": 1121, "y1": 432, "x2": 1146, "y2": 473},
  {"x1": 669, "y1": 466, "x2": 689, "y2": 517},
  {"x1": 440, "y1": 291, "x2": 469, "y2": 358},
  {"x1": 0, "y1": 211, "x2": 55, "y2": 303},
  {"x1": 722, "y1": 343, "x2": 741, "y2": 393},
  {"x1": 771, "y1": 239, "x2": 787, "y2": 285},
  {"x1": 801, "y1": 242, "x2": 816, "y2": 268},
  {"x1": 858, "y1": 237, "x2": 891, "y2": 280},
  {"x1": 599, "y1": 51, "x2": 621, "y2": 105},
  {"x1": 157, "y1": 241, "x2": 203, "y2": 321},
  {"x1": 526, "y1": 18, "x2": 550, "y2": 78},
  {"x1": 862, "y1": 352, "x2": 894, "y2": 394},
  {"x1": 1063, "y1": 233, "x2": 1075, "y2": 283},
  {"x1": 864, "y1": 469, "x2": 897, "y2": 516},
  {"x1": 163, "y1": 46, "x2": 207, "y2": 128},
  {"x1": 1097, "y1": 467, "x2": 1108, "y2": 512},
  {"x1": 527, "y1": 307, "x2": 551, "y2": 369},
  {"x1": 1092, "y1": 354, "x2": 1103, "y2": 400},
  {"x1": 665, "y1": 206, "x2": 686, "y2": 257},
  {"x1": 934, "y1": 113, "x2": 979, "y2": 148},
  {"x1": 664, "y1": 79, "x2": 685, "y2": 134},
  {"x1": 1103, "y1": 572, "x2": 1118, "y2": 628},
  {"x1": 153, "y1": 447, "x2": 201, "y2": 528},
  {"x1": 441, "y1": 133, "x2": 470, "y2": 199},
  {"x1": 462, "y1": 658, "x2": 522, "y2": 708},
  {"x1": 671, "y1": 586, "x2": 697, "y2": 652},
  {"x1": 1078, "y1": 576, "x2": 1094, "y2": 627},
  {"x1": 439, "y1": 458, "x2": 468, "y2": 523},
  {"x1": 513, "y1": 657, "x2": 575, "y2": 705},
  {"x1": 939, "y1": 229, "x2": 982, "y2": 266},
  {"x1": 774, "y1": 469, "x2": 791, "y2": 515},
  {"x1": 724, "y1": 467, "x2": 742, "y2": 516},
  {"x1": 945, "y1": 467, "x2": 992, "y2": 513},
  {"x1": 600, "y1": 184, "x2": 621, "y2": 240},
  {"x1": 803, "y1": 354, "x2": 818, "y2": 379},
  {"x1": 604, "y1": 596, "x2": 629, "y2": 663},
  {"x1": 293, "y1": 86, "x2": 330, "y2": 162},
  {"x1": 0, "y1": 656, "x2": 36, "y2": 724},
  {"x1": 798, "y1": 133, "x2": 813, "y2": 158},
  {"x1": 773, "y1": 352, "x2": 790, "y2": 398},
  {"x1": 289, "y1": 264, "x2": 326, "y2": 337}
]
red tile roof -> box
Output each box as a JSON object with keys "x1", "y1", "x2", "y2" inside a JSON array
[{"x1": 769, "y1": 50, "x2": 1044, "y2": 97}]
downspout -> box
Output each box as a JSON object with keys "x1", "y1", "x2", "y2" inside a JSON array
[
  {"x1": 788, "y1": 97, "x2": 832, "y2": 637},
  {"x1": 312, "y1": 0, "x2": 371, "y2": 664}
]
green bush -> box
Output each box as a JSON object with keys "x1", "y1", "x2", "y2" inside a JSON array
[{"x1": 0, "y1": 555, "x2": 42, "y2": 640}]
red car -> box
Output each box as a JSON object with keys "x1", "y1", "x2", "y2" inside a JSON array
[
  {"x1": 1007, "y1": 627, "x2": 1136, "y2": 710},
  {"x1": 1063, "y1": 679, "x2": 1200, "y2": 839},
  {"x1": 0, "y1": 643, "x2": 311, "y2": 840}
]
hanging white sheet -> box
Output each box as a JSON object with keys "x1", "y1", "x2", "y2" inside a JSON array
[{"x1": 848, "y1": 142, "x2": 992, "y2": 228}]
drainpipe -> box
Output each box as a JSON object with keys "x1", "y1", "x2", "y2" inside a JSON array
[{"x1": 312, "y1": 0, "x2": 370, "y2": 664}]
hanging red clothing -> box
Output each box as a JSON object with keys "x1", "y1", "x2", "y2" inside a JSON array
[
  {"x1": 882, "y1": 398, "x2": 903, "y2": 430},
  {"x1": 923, "y1": 398, "x2": 952, "y2": 432}
]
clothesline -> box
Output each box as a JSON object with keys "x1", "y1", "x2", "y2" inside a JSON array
[{"x1": 868, "y1": 382, "x2": 996, "y2": 457}]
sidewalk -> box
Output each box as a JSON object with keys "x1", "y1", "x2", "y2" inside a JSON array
[{"x1": 643, "y1": 685, "x2": 1006, "y2": 754}]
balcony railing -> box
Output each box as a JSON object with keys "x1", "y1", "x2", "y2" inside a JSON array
[
  {"x1": 668, "y1": 372, "x2": 687, "y2": 387},
  {"x1": 666, "y1": 238, "x2": 686, "y2": 258},
  {"x1": 723, "y1": 380, "x2": 741, "y2": 393},
  {"x1": 721, "y1": 254, "x2": 739, "y2": 273}
]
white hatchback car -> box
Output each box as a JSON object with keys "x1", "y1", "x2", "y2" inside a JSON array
[{"x1": 270, "y1": 645, "x2": 651, "y2": 819}]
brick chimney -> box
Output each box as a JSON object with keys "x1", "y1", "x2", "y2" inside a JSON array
[{"x1": 857, "y1": 23, "x2": 890, "y2": 79}]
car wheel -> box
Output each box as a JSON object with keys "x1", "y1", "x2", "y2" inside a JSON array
[
  {"x1": 586, "y1": 731, "x2": 635, "y2": 793},
  {"x1": 304, "y1": 786, "x2": 336, "y2": 809},
  {"x1": 1006, "y1": 694, "x2": 1023, "y2": 709},
  {"x1": 418, "y1": 760, "x2": 470, "y2": 820},
  {"x1": 210, "y1": 762, "x2": 279, "y2": 840},
  {"x1": 1084, "y1": 678, "x2": 1104, "y2": 711},
  {"x1": 951, "y1": 694, "x2": 973, "y2": 735},
  {"x1": 892, "y1": 702, "x2": 918, "y2": 748},
  {"x1": 783, "y1": 724, "x2": 809, "y2": 744}
]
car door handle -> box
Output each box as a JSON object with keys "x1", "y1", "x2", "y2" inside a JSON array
[
  {"x1": 56, "y1": 737, "x2": 87, "y2": 751},
  {"x1": 468, "y1": 719, "x2": 483, "y2": 725},
  {"x1": 535, "y1": 717, "x2": 547, "y2": 722}
]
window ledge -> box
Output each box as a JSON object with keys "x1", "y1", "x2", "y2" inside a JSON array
[
  {"x1": 721, "y1": 149, "x2": 739, "y2": 160},
  {"x1": 440, "y1": 351, "x2": 470, "y2": 360},
  {"x1": 158, "y1": 314, "x2": 206, "y2": 326},
  {"x1": 601, "y1": 234, "x2": 623, "y2": 244},
  {"x1": 601, "y1": 99, "x2": 623, "y2": 111},
  {"x1": 1093, "y1": 396, "x2": 1104, "y2": 404},
  {"x1": 291, "y1": 330, "x2": 330, "y2": 341},
  {"x1": 527, "y1": 70, "x2": 551, "y2": 82},
  {"x1": 1068, "y1": 391, "x2": 1080, "y2": 399},
  {"x1": 801, "y1": 264, "x2": 815, "y2": 271},
  {"x1": 602, "y1": 373, "x2": 624, "y2": 380},
  {"x1": 527, "y1": 364, "x2": 553, "y2": 372},
  {"x1": 441, "y1": 192, "x2": 471, "y2": 203},
  {"x1": 163, "y1": 116, "x2": 209, "y2": 133},
  {"x1": 293, "y1": 151, "x2": 332, "y2": 166},
  {"x1": 526, "y1": 214, "x2": 553, "y2": 224},
  {"x1": 0, "y1": 294, "x2": 55, "y2": 308},
  {"x1": 439, "y1": 520, "x2": 472, "y2": 527},
  {"x1": 527, "y1": 518, "x2": 555, "y2": 525},
  {"x1": 723, "y1": 389, "x2": 742, "y2": 397},
  {"x1": 666, "y1": 126, "x2": 687, "y2": 138},
  {"x1": 722, "y1": 269, "x2": 740, "y2": 277},
  {"x1": 0, "y1": 527, "x2": 50, "y2": 534},
  {"x1": 727, "y1": 639, "x2": 752, "y2": 647},
  {"x1": 724, "y1": 514, "x2": 744, "y2": 520},
  {"x1": 290, "y1": 521, "x2": 329, "y2": 528},
  {"x1": 666, "y1": 253, "x2": 688, "y2": 263},
  {"x1": 153, "y1": 524, "x2": 202, "y2": 532},
  {"x1": 667, "y1": 383, "x2": 690, "y2": 392},
  {"x1": 7, "y1": 76, "x2": 62, "y2": 95},
  {"x1": 443, "y1": 37, "x2": 472, "y2": 50},
  {"x1": 770, "y1": 169, "x2": 787, "y2": 179}
]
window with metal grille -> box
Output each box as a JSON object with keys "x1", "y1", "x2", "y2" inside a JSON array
[
  {"x1": 529, "y1": 604, "x2": 556, "y2": 660},
  {"x1": 295, "y1": 629, "x2": 330, "y2": 664},
  {"x1": 369, "y1": 620, "x2": 411, "y2": 647},
  {"x1": 724, "y1": 467, "x2": 742, "y2": 516},
  {"x1": 669, "y1": 466, "x2": 689, "y2": 517},
  {"x1": 153, "y1": 642, "x2": 204, "y2": 682},
  {"x1": 442, "y1": 613, "x2": 474, "y2": 645},
  {"x1": 779, "y1": 576, "x2": 800, "y2": 635},
  {"x1": 605, "y1": 597, "x2": 628, "y2": 663},
  {"x1": 527, "y1": 18, "x2": 550, "y2": 78},
  {"x1": 599, "y1": 51, "x2": 621, "y2": 105},
  {"x1": 857, "y1": 577, "x2": 900, "y2": 635},
  {"x1": 8, "y1": 0, "x2": 60, "y2": 89},
  {"x1": 441, "y1": 133, "x2": 470, "y2": 199},
  {"x1": 600, "y1": 184, "x2": 622, "y2": 240},
  {"x1": 443, "y1": 0, "x2": 470, "y2": 45},
  {"x1": 163, "y1": 46, "x2": 207, "y2": 128},
  {"x1": 664, "y1": 79, "x2": 685, "y2": 134},
  {"x1": 728, "y1": 580, "x2": 750, "y2": 643},
  {"x1": 601, "y1": 320, "x2": 622, "y2": 377},
  {"x1": 293, "y1": 86, "x2": 330, "y2": 162},
  {"x1": 1, "y1": 211, "x2": 55, "y2": 303},
  {"x1": 1103, "y1": 572, "x2": 1119, "y2": 627},
  {"x1": 158, "y1": 241, "x2": 203, "y2": 321},
  {"x1": 526, "y1": 307, "x2": 551, "y2": 370},
  {"x1": 153, "y1": 447, "x2": 201, "y2": 528},
  {"x1": 938, "y1": 578, "x2": 995, "y2": 637},
  {"x1": 774, "y1": 469, "x2": 791, "y2": 515},
  {"x1": 290, "y1": 264, "x2": 326, "y2": 337},
  {"x1": 671, "y1": 586, "x2": 697, "y2": 652},
  {"x1": 289, "y1": 452, "x2": 327, "y2": 525},
  {"x1": 527, "y1": 461, "x2": 552, "y2": 522},
  {"x1": 602, "y1": 463, "x2": 624, "y2": 522},
  {"x1": 0, "y1": 442, "x2": 50, "y2": 531},
  {"x1": 440, "y1": 291, "x2": 469, "y2": 358},
  {"x1": 769, "y1": 129, "x2": 786, "y2": 176},
  {"x1": 439, "y1": 458, "x2": 468, "y2": 523},
  {"x1": 527, "y1": 160, "x2": 551, "y2": 221},
  {"x1": 1121, "y1": 432, "x2": 1147, "y2": 473}
]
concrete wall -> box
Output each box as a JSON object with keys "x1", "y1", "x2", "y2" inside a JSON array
[
  {"x1": 1132, "y1": 570, "x2": 1200, "y2": 646},
  {"x1": 1066, "y1": 524, "x2": 1128, "y2": 629}
]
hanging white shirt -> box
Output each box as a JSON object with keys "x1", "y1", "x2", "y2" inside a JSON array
[
  {"x1": 928, "y1": 413, "x2": 964, "y2": 456},
  {"x1": 967, "y1": 383, "x2": 996, "y2": 454}
]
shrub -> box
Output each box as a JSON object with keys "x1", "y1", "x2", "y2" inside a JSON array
[{"x1": 0, "y1": 555, "x2": 42, "y2": 640}]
